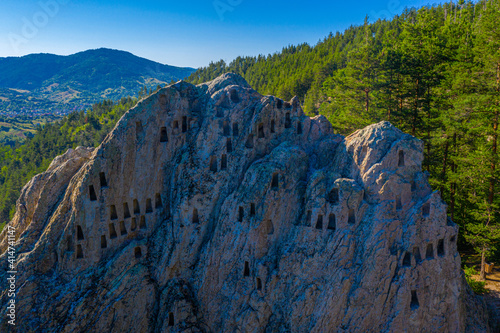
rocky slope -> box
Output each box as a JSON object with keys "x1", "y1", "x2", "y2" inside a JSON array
[{"x1": 0, "y1": 73, "x2": 490, "y2": 332}]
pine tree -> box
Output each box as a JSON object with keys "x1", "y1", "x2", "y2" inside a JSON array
[
  {"x1": 319, "y1": 18, "x2": 382, "y2": 133},
  {"x1": 463, "y1": 0, "x2": 500, "y2": 279}
]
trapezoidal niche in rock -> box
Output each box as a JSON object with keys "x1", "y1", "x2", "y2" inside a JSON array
[{"x1": 0, "y1": 73, "x2": 489, "y2": 333}]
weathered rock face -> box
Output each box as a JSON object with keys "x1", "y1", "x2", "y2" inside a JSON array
[
  {"x1": 0, "y1": 73, "x2": 490, "y2": 332},
  {"x1": 0, "y1": 146, "x2": 94, "y2": 255}
]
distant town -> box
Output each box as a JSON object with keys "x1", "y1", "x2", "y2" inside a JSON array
[{"x1": 0, "y1": 105, "x2": 89, "y2": 118}]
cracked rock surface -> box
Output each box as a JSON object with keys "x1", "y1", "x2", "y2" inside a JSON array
[{"x1": 0, "y1": 73, "x2": 490, "y2": 332}]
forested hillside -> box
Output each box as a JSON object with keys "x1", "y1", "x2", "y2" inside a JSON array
[
  {"x1": 0, "y1": 48, "x2": 195, "y2": 116},
  {"x1": 188, "y1": 0, "x2": 500, "y2": 277},
  {"x1": 0, "y1": 114, "x2": 59, "y2": 146},
  {"x1": 0, "y1": 97, "x2": 137, "y2": 230}
]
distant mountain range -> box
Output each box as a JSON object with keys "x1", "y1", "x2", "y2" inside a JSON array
[{"x1": 0, "y1": 48, "x2": 196, "y2": 115}]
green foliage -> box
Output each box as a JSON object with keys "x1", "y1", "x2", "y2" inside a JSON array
[
  {"x1": 463, "y1": 265, "x2": 487, "y2": 294},
  {"x1": 464, "y1": 223, "x2": 500, "y2": 261},
  {"x1": 0, "y1": 96, "x2": 137, "y2": 225},
  {"x1": 187, "y1": 0, "x2": 500, "y2": 265},
  {"x1": 320, "y1": 17, "x2": 383, "y2": 133}
]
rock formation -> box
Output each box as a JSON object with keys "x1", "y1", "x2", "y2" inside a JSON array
[{"x1": 0, "y1": 73, "x2": 490, "y2": 332}]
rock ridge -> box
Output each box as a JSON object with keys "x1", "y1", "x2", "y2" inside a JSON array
[{"x1": 0, "y1": 73, "x2": 490, "y2": 332}]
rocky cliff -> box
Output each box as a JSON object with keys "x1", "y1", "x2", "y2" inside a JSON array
[{"x1": 0, "y1": 73, "x2": 490, "y2": 332}]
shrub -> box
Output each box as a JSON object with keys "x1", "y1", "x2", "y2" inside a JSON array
[{"x1": 463, "y1": 266, "x2": 487, "y2": 294}]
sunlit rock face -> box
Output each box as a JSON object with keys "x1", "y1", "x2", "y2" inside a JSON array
[{"x1": 0, "y1": 73, "x2": 489, "y2": 332}]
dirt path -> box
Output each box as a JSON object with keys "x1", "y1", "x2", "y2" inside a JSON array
[{"x1": 483, "y1": 267, "x2": 500, "y2": 327}]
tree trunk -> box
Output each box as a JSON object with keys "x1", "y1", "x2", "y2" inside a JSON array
[
  {"x1": 450, "y1": 175, "x2": 456, "y2": 220},
  {"x1": 440, "y1": 139, "x2": 449, "y2": 195},
  {"x1": 450, "y1": 133, "x2": 457, "y2": 221},
  {"x1": 388, "y1": 71, "x2": 393, "y2": 121},
  {"x1": 412, "y1": 79, "x2": 419, "y2": 136},
  {"x1": 365, "y1": 89, "x2": 369, "y2": 116},
  {"x1": 494, "y1": 62, "x2": 500, "y2": 206},
  {"x1": 426, "y1": 85, "x2": 431, "y2": 172},
  {"x1": 480, "y1": 248, "x2": 486, "y2": 281},
  {"x1": 397, "y1": 74, "x2": 402, "y2": 124},
  {"x1": 399, "y1": 97, "x2": 403, "y2": 118},
  {"x1": 482, "y1": 63, "x2": 499, "y2": 282},
  {"x1": 489, "y1": 111, "x2": 498, "y2": 207}
]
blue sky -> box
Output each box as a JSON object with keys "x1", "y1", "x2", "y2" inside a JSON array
[{"x1": 1, "y1": 0, "x2": 438, "y2": 68}]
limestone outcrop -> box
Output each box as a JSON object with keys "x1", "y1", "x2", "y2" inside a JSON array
[
  {"x1": 0, "y1": 146, "x2": 94, "y2": 255},
  {"x1": 0, "y1": 73, "x2": 490, "y2": 332}
]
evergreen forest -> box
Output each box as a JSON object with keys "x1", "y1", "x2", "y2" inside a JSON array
[{"x1": 188, "y1": 0, "x2": 500, "y2": 279}]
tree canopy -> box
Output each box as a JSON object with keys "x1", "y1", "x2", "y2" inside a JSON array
[
  {"x1": 187, "y1": 0, "x2": 500, "y2": 277},
  {"x1": 0, "y1": 97, "x2": 137, "y2": 231}
]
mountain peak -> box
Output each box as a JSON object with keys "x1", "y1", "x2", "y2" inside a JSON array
[{"x1": 0, "y1": 48, "x2": 196, "y2": 115}]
